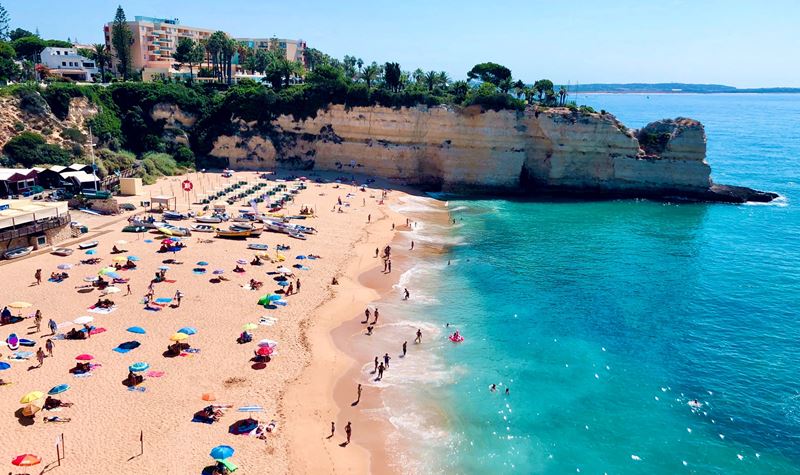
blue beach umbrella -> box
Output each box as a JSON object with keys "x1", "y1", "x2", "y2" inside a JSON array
[
  {"x1": 209, "y1": 445, "x2": 234, "y2": 460},
  {"x1": 129, "y1": 362, "x2": 150, "y2": 372},
  {"x1": 277, "y1": 281, "x2": 290, "y2": 287},
  {"x1": 213, "y1": 269, "x2": 225, "y2": 275},
  {"x1": 106, "y1": 272, "x2": 122, "y2": 280},
  {"x1": 159, "y1": 266, "x2": 170, "y2": 270},
  {"x1": 85, "y1": 249, "x2": 96, "y2": 255},
  {"x1": 127, "y1": 326, "x2": 146, "y2": 334},
  {"x1": 48, "y1": 384, "x2": 70, "y2": 395},
  {"x1": 295, "y1": 255, "x2": 306, "y2": 260},
  {"x1": 177, "y1": 327, "x2": 197, "y2": 336},
  {"x1": 144, "y1": 239, "x2": 153, "y2": 243},
  {"x1": 0, "y1": 362, "x2": 11, "y2": 370},
  {"x1": 127, "y1": 256, "x2": 140, "y2": 261},
  {"x1": 196, "y1": 261, "x2": 209, "y2": 266}
]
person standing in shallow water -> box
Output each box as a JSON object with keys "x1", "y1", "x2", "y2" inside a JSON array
[
  {"x1": 384, "y1": 352, "x2": 391, "y2": 368},
  {"x1": 329, "y1": 421, "x2": 335, "y2": 438},
  {"x1": 378, "y1": 362, "x2": 385, "y2": 379},
  {"x1": 403, "y1": 288, "x2": 410, "y2": 300},
  {"x1": 356, "y1": 383, "x2": 362, "y2": 404},
  {"x1": 415, "y1": 328, "x2": 422, "y2": 343},
  {"x1": 410, "y1": 241, "x2": 414, "y2": 250},
  {"x1": 374, "y1": 356, "x2": 379, "y2": 373},
  {"x1": 402, "y1": 341, "x2": 407, "y2": 357},
  {"x1": 345, "y1": 421, "x2": 352, "y2": 444},
  {"x1": 364, "y1": 308, "x2": 371, "y2": 324},
  {"x1": 371, "y1": 308, "x2": 379, "y2": 325}
]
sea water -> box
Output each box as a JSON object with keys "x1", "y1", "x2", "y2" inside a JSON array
[{"x1": 376, "y1": 94, "x2": 800, "y2": 474}]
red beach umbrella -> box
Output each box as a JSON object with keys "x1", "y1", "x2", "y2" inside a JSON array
[
  {"x1": 11, "y1": 454, "x2": 41, "y2": 466},
  {"x1": 75, "y1": 354, "x2": 94, "y2": 361},
  {"x1": 256, "y1": 346, "x2": 273, "y2": 356}
]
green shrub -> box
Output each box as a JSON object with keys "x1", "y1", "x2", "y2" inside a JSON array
[
  {"x1": 13, "y1": 122, "x2": 24, "y2": 132},
  {"x1": 41, "y1": 127, "x2": 53, "y2": 136},
  {"x1": 41, "y1": 83, "x2": 84, "y2": 120},
  {"x1": 173, "y1": 144, "x2": 195, "y2": 167},
  {"x1": 3, "y1": 132, "x2": 71, "y2": 167},
  {"x1": 16, "y1": 86, "x2": 48, "y2": 115},
  {"x1": 61, "y1": 127, "x2": 86, "y2": 142}
]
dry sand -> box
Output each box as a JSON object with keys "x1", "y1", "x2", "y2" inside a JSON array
[{"x1": 0, "y1": 170, "x2": 415, "y2": 474}]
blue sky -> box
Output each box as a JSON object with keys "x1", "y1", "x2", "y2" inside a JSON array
[{"x1": 4, "y1": 0, "x2": 799, "y2": 87}]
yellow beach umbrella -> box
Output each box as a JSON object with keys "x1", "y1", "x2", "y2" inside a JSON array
[
  {"x1": 242, "y1": 323, "x2": 258, "y2": 331},
  {"x1": 98, "y1": 267, "x2": 116, "y2": 276},
  {"x1": 7, "y1": 302, "x2": 32, "y2": 309},
  {"x1": 19, "y1": 391, "x2": 44, "y2": 404},
  {"x1": 112, "y1": 256, "x2": 128, "y2": 262},
  {"x1": 169, "y1": 332, "x2": 189, "y2": 342}
]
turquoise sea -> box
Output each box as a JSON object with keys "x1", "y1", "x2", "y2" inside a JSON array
[{"x1": 376, "y1": 94, "x2": 800, "y2": 474}]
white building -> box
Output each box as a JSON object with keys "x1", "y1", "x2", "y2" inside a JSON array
[{"x1": 39, "y1": 47, "x2": 98, "y2": 82}]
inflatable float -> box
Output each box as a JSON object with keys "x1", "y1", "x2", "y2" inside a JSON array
[
  {"x1": 449, "y1": 333, "x2": 464, "y2": 343},
  {"x1": 18, "y1": 338, "x2": 35, "y2": 347}
]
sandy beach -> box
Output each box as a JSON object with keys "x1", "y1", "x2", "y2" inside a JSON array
[{"x1": 0, "y1": 169, "x2": 418, "y2": 474}]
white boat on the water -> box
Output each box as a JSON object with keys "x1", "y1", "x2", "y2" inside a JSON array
[{"x1": 4, "y1": 246, "x2": 33, "y2": 260}]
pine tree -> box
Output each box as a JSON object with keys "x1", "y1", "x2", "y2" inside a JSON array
[
  {"x1": 0, "y1": 3, "x2": 10, "y2": 41},
  {"x1": 111, "y1": 5, "x2": 132, "y2": 80}
]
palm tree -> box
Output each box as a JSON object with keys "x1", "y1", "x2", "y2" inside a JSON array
[
  {"x1": 412, "y1": 68, "x2": 425, "y2": 85},
  {"x1": 437, "y1": 71, "x2": 450, "y2": 89},
  {"x1": 91, "y1": 43, "x2": 111, "y2": 83},
  {"x1": 424, "y1": 71, "x2": 437, "y2": 92},
  {"x1": 513, "y1": 80, "x2": 526, "y2": 100},
  {"x1": 558, "y1": 86, "x2": 567, "y2": 106},
  {"x1": 361, "y1": 63, "x2": 379, "y2": 89}
]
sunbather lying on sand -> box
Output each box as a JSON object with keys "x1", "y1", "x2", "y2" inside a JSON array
[
  {"x1": 126, "y1": 371, "x2": 144, "y2": 386},
  {"x1": 44, "y1": 416, "x2": 71, "y2": 423},
  {"x1": 44, "y1": 396, "x2": 74, "y2": 410}
]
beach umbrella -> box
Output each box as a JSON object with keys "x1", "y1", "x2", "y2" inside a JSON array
[
  {"x1": 83, "y1": 276, "x2": 99, "y2": 282},
  {"x1": 256, "y1": 346, "x2": 273, "y2": 356},
  {"x1": 129, "y1": 362, "x2": 150, "y2": 372},
  {"x1": 277, "y1": 281, "x2": 290, "y2": 287},
  {"x1": 99, "y1": 267, "x2": 116, "y2": 276},
  {"x1": 0, "y1": 362, "x2": 11, "y2": 370},
  {"x1": 276, "y1": 267, "x2": 292, "y2": 274},
  {"x1": 48, "y1": 384, "x2": 70, "y2": 395},
  {"x1": 201, "y1": 393, "x2": 216, "y2": 402},
  {"x1": 75, "y1": 354, "x2": 94, "y2": 361},
  {"x1": 74, "y1": 316, "x2": 94, "y2": 325},
  {"x1": 177, "y1": 327, "x2": 197, "y2": 336},
  {"x1": 127, "y1": 326, "x2": 146, "y2": 334},
  {"x1": 213, "y1": 269, "x2": 225, "y2": 275},
  {"x1": 102, "y1": 287, "x2": 121, "y2": 295},
  {"x1": 160, "y1": 239, "x2": 173, "y2": 245},
  {"x1": 22, "y1": 402, "x2": 43, "y2": 417},
  {"x1": 237, "y1": 405, "x2": 264, "y2": 418},
  {"x1": 85, "y1": 249, "x2": 96, "y2": 255},
  {"x1": 112, "y1": 256, "x2": 128, "y2": 262},
  {"x1": 7, "y1": 302, "x2": 32, "y2": 309},
  {"x1": 127, "y1": 256, "x2": 140, "y2": 261},
  {"x1": 19, "y1": 391, "x2": 44, "y2": 404},
  {"x1": 106, "y1": 272, "x2": 122, "y2": 280},
  {"x1": 242, "y1": 323, "x2": 258, "y2": 331},
  {"x1": 209, "y1": 445, "x2": 234, "y2": 460},
  {"x1": 11, "y1": 454, "x2": 41, "y2": 467},
  {"x1": 197, "y1": 261, "x2": 209, "y2": 266},
  {"x1": 257, "y1": 339, "x2": 277, "y2": 349},
  {"x1": 57, "y1": 263, "x2": 73, "y2": 270},
  {"x1": 169, "y1": 332, "x2": 189, "y2": 342},
  {"x1": 159, "y1": 265, "x2": 170, "y2": 271},
  {"x1": 295, "y1": 255, "x2": 306, "y2": 260}
]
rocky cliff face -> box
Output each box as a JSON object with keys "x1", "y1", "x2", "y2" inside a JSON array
[
  {"x1": 0, "y1": 96, "x2": 97, "y2": 150},
  {"x1": 205, "y1": 104, "x2": 772, "y2": 201}
]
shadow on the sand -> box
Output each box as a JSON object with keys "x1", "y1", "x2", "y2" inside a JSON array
[{"x1": 14, "y1": 408, "x2": 35, "y2": 427}]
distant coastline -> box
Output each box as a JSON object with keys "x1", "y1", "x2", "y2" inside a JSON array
[{"x1": 561, "y1": 83, "x2": 800, "y2": 94}]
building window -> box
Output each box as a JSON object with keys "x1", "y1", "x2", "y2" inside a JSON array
[{"x1": 62, "y1": 61, "x2": 66, "y2": 66}]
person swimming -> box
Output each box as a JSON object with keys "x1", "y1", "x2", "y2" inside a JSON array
[{"x1": 688, "y1": 399, "x2": 702, "y2": 409}]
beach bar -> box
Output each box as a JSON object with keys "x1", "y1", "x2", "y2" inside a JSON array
[{"x1": 0, "y1": 200, "x2": 72, "y2": 253}]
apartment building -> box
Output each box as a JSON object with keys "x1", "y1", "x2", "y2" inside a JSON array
[
  {"x1": 104, "y1": 16, "x2": 215, "y2": 73},
  {"x1": 39, "y1": 47, "x2": 98, "y2": 82},
  {"x1": 235, "y1": 38, "x2": 307, "y2": 64}
]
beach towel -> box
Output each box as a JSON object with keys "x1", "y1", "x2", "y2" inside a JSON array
[
  {"x1": 127, "y1": 386, "x2": 147, "y2": 392},
  {"x1": 155, "y1": 297, "x2": 173, "y2": 304},
  {"x1": 144, "y1": 306, "x2": 162, "y2": 312},
  {"x1": 52, "y1": 334, "x2": 66, "y2": 340},
  {"x1": 89, "y1": 327, "x2": 107, "y2": 336},
  {"x1": 146, "y1": 371, "x2": 165, "y2": 378},
  {"x1": 8, "y1": 351, "x2": 33, "y2": 360},
  {"x1": 164, "y1": 279, "x2": 177, "y2": 283},
  {"x1": 73, "y1": 372, "x2": 93, "y2": 378},
  {"x1": 88, "y1": 306, "x2": 116, "y2": 314},
  {"x1": 259, "y1": 317, "x2": 277, "y2": 326},
  {"x1": 192, "y1": 415, "x2": 214, "y2": 424},
  {"x1": 113, "y1": 341, "x2": 141, "y2": 353},
  {"x1": 184, "y1": 348, "x2": 201, "y2": 353}
]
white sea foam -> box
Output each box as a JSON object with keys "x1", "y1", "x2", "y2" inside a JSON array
[
  {"x1": 391, "y1": 195, "x2": 447, "y2": 214},
  {"x1": 744, "y1": 194, "x2": 788, "y2": 207}
]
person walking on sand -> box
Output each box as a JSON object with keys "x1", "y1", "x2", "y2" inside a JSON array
[
  {"x1": 287, "y1": 282, "x2": 294, "y2": 296},
  {"x1": 374, "y1": 356, "x2": 379, "y2": 373},
  {"x1": 364, "y1": 308, "x2": 371, "y2": 324},
  {"x1": 45, "y1": 339, "x2": 54, "y2": 357},
  {"x1": 33, "y1": 310, "x2": 42, "y2": 333},
  {"x1": 372, "y1": 308, "x2": 379, "y2": 325},
  {"x1": 36, "y1": 347, "x2": 45, "y2": 367},
  {"x1": 329, "y1": 421, "x2": 335, "y2": 438},
  {"x1": 384, "y1": 352, "x2": 391, "y2": 368},
  {"x1": 402, "y1": 341, "x2": 407, "y2": 357},
  {"x1": 35, "y1": 269, "x2": 42, "y2": 285},
  {"x1": 126, "y1": 283, "x2": 132, "y2": 296},
  {"x1": 356, "y1": 384, "x2": 362, "y2": 404},
  {"x1": 378, "y1": 362, "x2": 385, "y2": 379},
  {"x1": 368, "y1": 214, "x2": 371, "y2": 223},
  {"x1": 296, "y1": 278, "x2": 301, "y2": 293},
  {"x1": 410, "y1": 241, "x2": 414, "y2": 250},
  {"x1": 48, "y1": 318, "x2": 57, "y2": 335},
  {"x1": 174, "y1": 290, "x2": 183, "y2": 307},
  {"x1": 415, "y1": 328, "x2": 422, "y2": 343},
  {"x1": 404, "y1": 288, "x2": 410, "y2": 300},
  {"x1": 375, "y1": 248, "x2": 379, "y2": 258},
  {"x1": 345, "y1": 421, "x2": 352, "y2": 444}
]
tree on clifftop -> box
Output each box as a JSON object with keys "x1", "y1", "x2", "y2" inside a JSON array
[
  {"x1": 0, "y1": 3, "x2": 9, "y2": 41},
  {"x1": 91, "y1": 43, "x2": 112, "y2": 83},
  {"x1": 383, "y1": 62, "x2": 401, "y2": 92},
  {"x1": 467, "y1": 62, "x2": 512, "y2": 87},
  {"x1": 111, "y1": 5, "x2": 133, "y2": 80}
]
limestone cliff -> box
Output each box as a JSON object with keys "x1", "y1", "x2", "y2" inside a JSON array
[
  {"x1": 207, "y1": 104, "x2": 774, "y2": 203},
  {"x1": 0, "y1": 96, "x2": 96, "y2": 150}
]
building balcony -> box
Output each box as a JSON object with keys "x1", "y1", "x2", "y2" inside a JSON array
[{"x1": 0, "y1": 214, "x2": 71, "y2": 242}]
